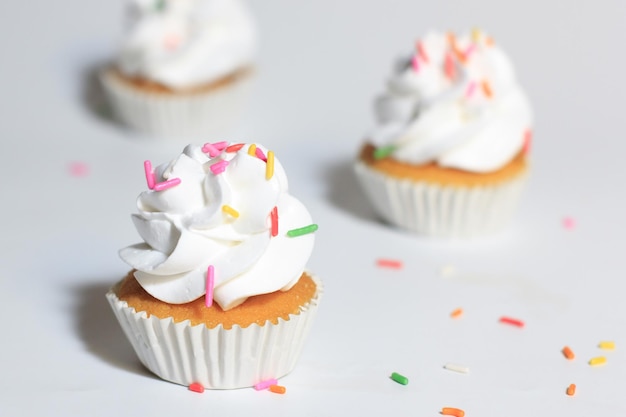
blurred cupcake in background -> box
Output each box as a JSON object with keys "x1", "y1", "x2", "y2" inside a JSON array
[
  {"x1": 101, "y1": 0, "x2": 257, "y2": 139},
  {"x1": 355, "y1": 30, "x2": 533, "y2": 237}
]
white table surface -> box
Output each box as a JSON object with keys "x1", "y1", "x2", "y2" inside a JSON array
[{"x1": 2, "y1": 0, "x2": 626, "y2": 415}]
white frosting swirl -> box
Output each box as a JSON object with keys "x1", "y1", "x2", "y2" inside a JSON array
[
  {"x1": 117, "y1": 0, "x2": 256, "y2": 90},
  {"x1": 371, "y1": 30, "x2": 533, "y2": 172},
  {"x1": 120, "y1": 144, "x2": 315, "y2": 311}
]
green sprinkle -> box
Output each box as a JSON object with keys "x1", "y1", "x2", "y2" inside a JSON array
[
  {"x1": 390, "y1": 372, "x2": 408, "y2": 385},
  {"x1": 373, "y1": 145, "x2": 396, "y2": 160},
  {"x1": 286, "y1": 224, "x2": 318, "y2": 237},
  {"x1": 154, "y1": 0, "x2": 166, "y2": 11}
]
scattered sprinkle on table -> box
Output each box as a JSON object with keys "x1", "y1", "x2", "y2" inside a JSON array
[
  {"x1": 68, "y1": 161, "x2": 89, "y2": 177},
  {"x1": 377, "y1": 259, "x2": 403, "y2": 269},
  {"x1": 188, "y1": 382, "x2": 204, "y2": 393},
  {"x1": 268, "y1": 385, "x2": 286, "y2": 394},
  {"x1": 390, "y1": 372, "x2": 409, "y2": 385},
  {"x1": 566, "y1": 383, "x2": 576, "y2": 396},
  {"x1": 441, "y1": 407, "x2": 465, "y2": 417},
  {"x1": 444, "y1": 363, "x2": 469, "y2": 374},
  {"x1": 589, "y1": 356, "x2": 607, "y2": 366},
  {"x1": 598, "y1": 341, "x2": 615, "y2": 350},
  {"x1": 254, "y1": 378, "x2": 278, "y2": 391},
  {"x1": 499, "y1": 316, "x2": 525, "y2": 328},
  {"x1": 562, "y1": 346, "x2": 575, "y2": 360},
  {"x1": 562, "y1": 217, "x2": 576, "y2": 230},
  {"x1": 450, "y1": 308, "x2": 463, "y2": 319}
]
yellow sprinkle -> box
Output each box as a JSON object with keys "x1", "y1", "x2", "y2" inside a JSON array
[
  {"x1": 471, "y1": 28, "x2": 481, "y2": 43},
  {"x1": 589, "y1": 356, "x2": 607, "y2": 366},
  {"x1": 599, "y1": 341, "x2": 615, "y2": 350},
  {"x1": 266, "y1": 151, "x2": 275, "y2": 180},
  {"x1": 221, "y1": 205, "x2": 239, "y2": 218},
  {"x1": 248, "y1": 144, "x2": 257, "y2": 156}
]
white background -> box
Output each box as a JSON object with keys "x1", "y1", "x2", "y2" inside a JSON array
[{"x1": 2, "y1": 0, "x2": 626, "y2": 415}]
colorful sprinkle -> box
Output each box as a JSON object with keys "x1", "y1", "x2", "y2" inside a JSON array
[
  {"x1": 589, "y1": 356, "x2": 607, "y2": 366},
  {"x1": 254, "y1": 378, "x2": 278, "y2": 391},
  {"x1": 562, "y1": 346, "x2": 575, "y2": 360},
  {"x1": 465, "y1": 81, "x2": 477, "y2": 99},
  {"x1": 268, "y1": 385, "x2": 286, "y2": 394},
  {"x1": 441, "y1": 407, "x2": 465, "y2": 417},
  {"x1": 210, "y1": 160, "x2": 229, "y2": 175},
  {"x1": 599, "y1": 341, "x2": 615, "y2": 350},
  {"x1": 450, "y1": 308, "x2": 464, "y2": 319},
  {"x1": 270, "y1": 206, "x2": 279, "y2": 237},
  {"x1": 205, "y1": 265, "x2": 214, "y2": 308},
  {"x1": 464, "y1": 44, "x2": 476, "y2": 60},
  {"x1": 188, "y1": 382, "x2": 204, "y2": 393},
  {"x1": 153, "y1": 178, "x2": 181, "y2": 192},
  {"x1": 566, "y1": 383, "x2": 576, "y2": 396},
  {"x1": 226, "y1": 143, "x2": 245, "y2": 153},
  {"x1": 471, "y1": 28, "x2": 481, "y2": 43},
  {"x1": 417, "y1": 41, "x2": 429, "y2": 63},
  {"x1": 563, "y1": 217, "x2": 576, "y2": 230},
  {"x1": 222, "y1": 205, "x2": 239, "y2": 218},
  {"x1": 266, "y1": 151, "x2": 275, "y2": 180},
  {"x1": 255, "y1": 147, "x2": 267, "y2": 162},
  {"x1": 143, "y1": 160, "x2": 155, "y2": 189},
  {"x1": 376, "y1": 259, "x2": 403, "y2": 269},
  {"x1": 444, "y1": 363, "x2": 469, "y2": 374},
  {"x1": 286, "y1": 224, "x2": 318, "y2": 237},
  {"x1": 202, "y1": 141, "x2": 227, "y2": 157},
  {"x1": 248, "y1": 144, "x2": 257, "y2": 156},
  {"x1": 68, "y1": 161, "x2": 90, "y2": 177},
  {"x1": 523, "y1": 129, "x2": 532, "y2": 154},
  {"x1": 481, "y1": 80, "x2": 493, "y2": 98},
  {"x1": 485, "y1": 36, "x2": 495, "y2": 46},
  {"x1": 373, "y1": 145, "x2": 396, "y2": 160},
  {"x1": 444, "y1": 53, "x2": 455, "y2": 79},
  {"x1": 411, "y1": 55, "x2": 420, "y2": 72},
  {"x1": 390, "y1": 372, "x2": 409, "y2": 385},
  {"x1": 499, "y1": 316, "x2": 525, "y2": 328}
]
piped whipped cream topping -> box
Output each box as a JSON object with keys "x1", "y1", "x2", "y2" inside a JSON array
[
  {"x1": 116, "y1": 0, "x2": 256, "y2": 90},
  {"x1": 370, "y1": 30, "x2": 533, "y2": 173},
  {"x1": 120, "y1": 143, "x2": 316, "y2": 311}
]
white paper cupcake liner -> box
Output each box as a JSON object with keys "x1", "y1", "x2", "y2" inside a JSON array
[
  {"x1": 99, "y1": 68, "x2": 253, "y2": 139},
  {"x1": 354, "y1": 161, "x2": 527, "y2": 237},
  {"x1": 106, "y1": 275, "x2": 322, "y2": 389}
]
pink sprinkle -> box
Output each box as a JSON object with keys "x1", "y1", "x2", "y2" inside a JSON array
[
  {"x1": 68, "y1": 161, "x2": 89, "y2": 177},
  {"x1": 210, "y1": 160, "x2": 229, "y2": 175},
  {"x1": 417, "y1": 41, "x2": 429, "y2": 63},
  {"x1": 202, "y1": 143, "x2": 220, "y2": 157},
  {"x1": 255, "y1": 147, "x2": 267, "y2": 162},
  {"x1": 377, "y1": 259, "x2": 403, "y2": 269},
  {"x1": 411, "y1": 55, "x2": 420, "y2": 72},
  {"x1": 163, "y1": 33, "x2": 181, "y2": 50},
  {"x1": 464, "y1": 44, "x2": 476, "y2": 59},
  {"x1": 563, "y1": 217, "x2": 576, "y2": 230},
  {"x1": 465, "y1": 81, "x2": 477, "y2": 98},
  {"x1": 499, "y1": 316, "x2": 525, "y2": 328},
  {"x1": 523, "y1": 129, "x2": 532, "y2": 154},
  {"x1": 143, "y1": 160, "x2": 155, "y2": 189},
  {"x1": 254, "y1": 378, "x2": 278, "y2": 391},
  {"x1": 153, "y1": 178, "x2": 181, "y2": 192},
  {"x1": 205, "y1": 265, "x2": 214, "y2": 307},
  {"x1": 188, "y1": 382, "x2": 205, "y2": 393},
  {"x1": 444, "y1": 53, "x2": 455, "y2": 79}
]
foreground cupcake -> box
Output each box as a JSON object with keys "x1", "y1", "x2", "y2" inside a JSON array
[
  {"x1": 107, "y1": 142, "x2": 321, "y2": 389},
  {"x1": 100, "y1": 0, "x2": 257, "y2": 138},
  {"x1": 355, "y1": 30, "x2": 533, "y2": 237}
]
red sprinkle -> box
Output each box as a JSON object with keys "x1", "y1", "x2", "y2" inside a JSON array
[
  {"x1": 225, "y1": 143, "x2": 245, "y2": 153},
  {"x1": 188, "y1": 382, "x2": 205, "y2": 393},
  {"x1": 270, "y1": 206, "x2": 279, "y2": 237},
  {"x1": 499, "y1": 316, "x2": 525, "y2": 328},
  {"x1": 376, "y1": 259, "x2": 403, "y2": 269},
  {"x1": 68, "y1": 162, "x2": 89, "y2": 177}
]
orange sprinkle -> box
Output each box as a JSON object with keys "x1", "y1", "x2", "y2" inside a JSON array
[
  {"x1": 485, "y1": 36, "x2": 495, "y2": 46},
  {"x1": 566, "y1": 383, "x2": 576, "y2": 396},
  {"x1": 268, "y1": 385, "x2": 286, "y2": 394},
  {"x1": 481, "y1": 80, "x2": 493, "y2": 98},
  {"x1": 562, "y1": 346, "x2": 575, "y2": 360},
  {"x1": 444, "y1": 53, "x2": 456, "y2": 80},
  {"x1": 417, "y1": 41, "x2": 429, "y2": 63},
  {"x1": 450, "y1": 308, "x2": 463, "y2": 319},
  {"x1": 225, "y1": 143, "x2": 245, "y2": 152},
  {"x1": 442, "y1": 407, "x2": 465, "y2": 417}
]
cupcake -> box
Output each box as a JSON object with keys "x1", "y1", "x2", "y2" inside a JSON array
[
  {"x1": 355, "y1": 30, "x2": 533, "y2": 237},
  {"x1": 100, "y1": 0, "x2": 257, "y2": 138},
  {"x1": 107, "y1": 142, "x2": 322, "y2": 389}
]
